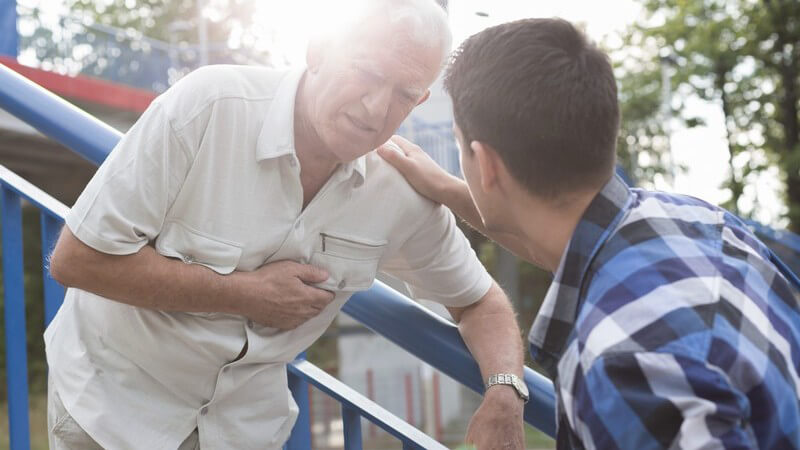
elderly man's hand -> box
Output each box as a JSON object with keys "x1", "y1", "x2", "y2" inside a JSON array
[
  {"x1": 233, "y1": 260, "x2": 335, "y2": 329},
  {"x1": 465, "y1": 386, "x2": 525, "y2": 450},
  {"x1": 377, "y1": 135, "x2": 460, "y2": 205}
]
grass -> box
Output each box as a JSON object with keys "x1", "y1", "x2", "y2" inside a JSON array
[{"x1": 0, "y1": 394, "x2": 49, "y2": 450}]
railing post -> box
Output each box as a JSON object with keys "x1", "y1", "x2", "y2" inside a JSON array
[
  {"x1": 342, "y1": 405, "x2": 362, "y2": 450},
  {"x1": 1, "y1": 186, "x2": 31, "y2": 450},
  {"x1": 40, "y1": 212, "x2": 64, "y2": 326},
  {"x1": 285, "y1": 352, "x2": 312, "y2": 449}
]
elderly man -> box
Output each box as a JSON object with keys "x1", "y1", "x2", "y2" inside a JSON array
[
  {"x1": 381, "y1": 17, "x2": 800, "y2": 449},
  {"x1": 45, "y1": 1, "x2": 526, "y2": 449}
]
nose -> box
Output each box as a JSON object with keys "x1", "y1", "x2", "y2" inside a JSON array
[{"x1": 361, "y1": 85, "x2": 392, "y2": 122}]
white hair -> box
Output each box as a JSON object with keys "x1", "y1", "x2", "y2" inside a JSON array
[{"x1": 330, "y1": 0, "x2": 453, "y2": 65}]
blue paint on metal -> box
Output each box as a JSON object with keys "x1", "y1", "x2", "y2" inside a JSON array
[
  {"x1": 0, "y1": 64, "x2": 119, "y2": 166},
  {"x1": 1, "y1": 186, "x2": 31, "y2": 450},
  {"x1": 0, "y1": 0, "x2": 18, "y2": 57},
  {"x1": 342, "y1": 405, "x2": 363, "y2": 450},
  {"x1": 286, "y1": 352, "x2": 312, "y2": 450},
  {"x1": 345, "y1": 282, "x2": 558, "y2": 437},
  {"x1": 41, "y1": 212, "x2": 65, "y2": 326}
]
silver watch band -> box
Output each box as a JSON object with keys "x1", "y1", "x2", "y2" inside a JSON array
[{"x1": 486, "y1": 373, "x2": 529, "y2": 402}]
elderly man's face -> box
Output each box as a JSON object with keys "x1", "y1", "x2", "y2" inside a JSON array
[{"x1": 304, "y1": 23, "x2": 443, "y2": 162}]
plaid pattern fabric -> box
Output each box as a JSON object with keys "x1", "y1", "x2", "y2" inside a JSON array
[{"x1": 528, "y1": 175, "x2": 800, "y2": 449}]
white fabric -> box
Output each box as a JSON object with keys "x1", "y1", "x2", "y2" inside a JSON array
[{"x1": 44, "y1": 65, "x2": 492, "y2": 450}]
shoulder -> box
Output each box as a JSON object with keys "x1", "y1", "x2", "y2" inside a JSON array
[
  {"x1": 361, "y1": 150, "x2": 439, "y2": 215},
  {"x1": 155, "y1": 65, "x2": 288, "y2": 127},
  {"x1": 577, "y1": 191, "x2": 728, "y2": 358}
]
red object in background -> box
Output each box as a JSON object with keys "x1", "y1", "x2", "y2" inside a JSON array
[
  {"x1": 366, "y1": 368, "x2": 376, "y2": 438},
  {"x1": 404, "y1": 373, "x2": 414, "y2": 426},
  {"x1": 0, "y1": 55, "x2": 156, "y2": 113},
  {"x1": 433, "y1": 372, "x2": 442, "y2": 442}
]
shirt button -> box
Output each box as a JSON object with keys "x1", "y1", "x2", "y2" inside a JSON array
[
  {"x1": 200, "y1": 406, "x2": 209, "y2": 416},
  {"x1": 247, "y1": 320, "x2": 254, "y2": 329},
  {"x1": 182, "y1": 254, "x2": 195, "y2": 263},
  {"x1": 294, "y1": 220, "x2": 302, "y2": 230},
  {"x1": 289, "y1": 158, "x2": 297, "y2": 167},
  {"x1": 337, "y1": 279, "x2": 346, "y2": 289}
]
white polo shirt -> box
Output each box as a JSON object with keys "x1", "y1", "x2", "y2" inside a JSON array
[{"x1": 44, "y1": 65, "x2": 492, "y2": 449}]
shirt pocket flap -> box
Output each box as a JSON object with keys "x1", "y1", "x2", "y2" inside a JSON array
[
  {"x1": 311, "y1": 233, "x2": 387, "y2": 292},
  {"x1": 156, "y1": 221, "x2": 243, "y2": 274}
]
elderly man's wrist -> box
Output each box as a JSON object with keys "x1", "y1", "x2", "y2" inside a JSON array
[{"x1": 485, "y1": 383, "x2": 525, "y2": 408}]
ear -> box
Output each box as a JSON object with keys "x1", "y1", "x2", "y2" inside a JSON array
[
  {"x1": 470, "y1": 140, "x2": 502, "y2": 193},
  {"x1": 415, "y1": 89, "x2": 431, "y2": 106}
]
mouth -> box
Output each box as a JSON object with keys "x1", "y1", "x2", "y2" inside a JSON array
[{"x1": 344, "y1": 114, "x2": 377, "y2": 135}]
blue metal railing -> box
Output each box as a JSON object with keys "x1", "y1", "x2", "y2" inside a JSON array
[
  {"x1": 0, "y1": 62, "x2": 557, "y2": 448},
  {"x1": 0, "y1": 165, "x2": 69, "y2": 450}
]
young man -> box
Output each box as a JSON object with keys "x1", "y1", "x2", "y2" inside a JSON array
[
  {"x1": 380, "y1": 17, "x2": 800, "y2": 449},
  {"x1": 46, "y1": 1, "x2": 526, "y2": 448}
]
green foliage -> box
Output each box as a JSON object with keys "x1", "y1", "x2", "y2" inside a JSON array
[{"x1": 615, "y1": 0, "x2": 800, "y2": 226}]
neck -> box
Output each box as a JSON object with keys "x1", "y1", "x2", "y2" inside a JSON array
[
  {"x1": 293, "y1": 72, "x2": 339, "y2": 179},
  {"x1": 505, "y1": 188, "x2": 597, "y2": 272}
]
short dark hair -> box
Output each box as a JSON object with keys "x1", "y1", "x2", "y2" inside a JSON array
[{"x1": 444, "y1": 18, "x2": 620, "y2": 199}]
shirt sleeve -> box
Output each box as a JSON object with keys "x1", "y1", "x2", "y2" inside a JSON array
[
  {"x1": 65, "y1": 100, "x2": 195, "y2": 255},
  {"x1": 566, "y1": 351, "x2": 754, "y2": 449},
  {"x1": 380, "y1": 204, "x2": 493, "y2": 308}
]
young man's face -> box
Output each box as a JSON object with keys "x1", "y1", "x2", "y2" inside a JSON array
[{"x1": 304, "y1": 24, "x2": 441, "y2": 162}]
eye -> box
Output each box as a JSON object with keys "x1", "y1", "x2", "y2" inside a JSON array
[{"x1": 354, "y1": 65, "x2": 380, "y2": 82}]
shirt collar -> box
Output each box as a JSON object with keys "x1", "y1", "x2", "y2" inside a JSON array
[
  {"x1": 256, "y1": 67, "x2": 305, "y2": 162},
  {"x1": 528, "y1": 174, "x2": 633, "y2": 377},
  {"x1": 341, "y1": 155, "x2": 367, "y2": 187},
  {"x1": 255, "y1": 67, "x2": 367, "y2": 186}
]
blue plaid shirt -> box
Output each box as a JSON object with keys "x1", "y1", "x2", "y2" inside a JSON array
[{"x1": 528, "y1": 175, "x2": 800, "y2": 449}]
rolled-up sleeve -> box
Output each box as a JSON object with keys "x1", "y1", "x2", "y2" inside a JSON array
[
  {"x1": 381, "y1": 204, "x2": 493, "y2": 308},
  {"x1": 65, "y1": 100, "x2": 194, "y2": 255}
]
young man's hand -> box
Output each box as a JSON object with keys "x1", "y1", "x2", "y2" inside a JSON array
[{"x1": 377, "y1": 135, "x2": 461, "y2": 205}]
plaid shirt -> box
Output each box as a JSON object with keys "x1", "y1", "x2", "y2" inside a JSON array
[{"x1": 529, "y1": 175, "x2": 800, "y2": 449}]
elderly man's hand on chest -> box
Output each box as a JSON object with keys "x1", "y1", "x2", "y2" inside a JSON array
[{"x1": 230, "y1": 260, "x2": 335, "y2": 329}]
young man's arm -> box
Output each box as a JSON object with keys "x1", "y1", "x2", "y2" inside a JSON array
[
  {"x1": 50, "y1": 228, "x2": 335, "y2": 329},
  {"x1": 378, "y1": 136, "x2": 534, "y2": 262}
]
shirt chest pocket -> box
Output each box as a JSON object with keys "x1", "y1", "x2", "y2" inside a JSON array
[
  {"x1": 310, "y1": 233, "x2": 387, "y2": 292},
  {"x1": 155, "y1": 221, "x2": 243, "y2": 274}
]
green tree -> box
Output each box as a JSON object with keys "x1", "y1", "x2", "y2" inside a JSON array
[{"x1": 614, "y1": 0, "x2": 799, "y2": 226}]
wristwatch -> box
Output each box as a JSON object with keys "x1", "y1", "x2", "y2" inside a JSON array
[{"x1": 486, "y1": 373, "x2": 529, "y2": 403}]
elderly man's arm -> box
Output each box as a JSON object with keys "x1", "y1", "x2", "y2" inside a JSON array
[
  {"x1": 448, "y1": 282, "x2": 525, "y2": 450},
  {"x1": 49, "y1": 227, "x2": 335, "y2": 329}
]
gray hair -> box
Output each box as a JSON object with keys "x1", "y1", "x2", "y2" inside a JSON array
[{"x1": 335, "y1": 0, "x2": 453, "y2": 65}]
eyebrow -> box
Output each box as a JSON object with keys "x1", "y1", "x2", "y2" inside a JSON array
[{"x1": 355, "y1": 61, "x2": 425, "y2": 99}]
